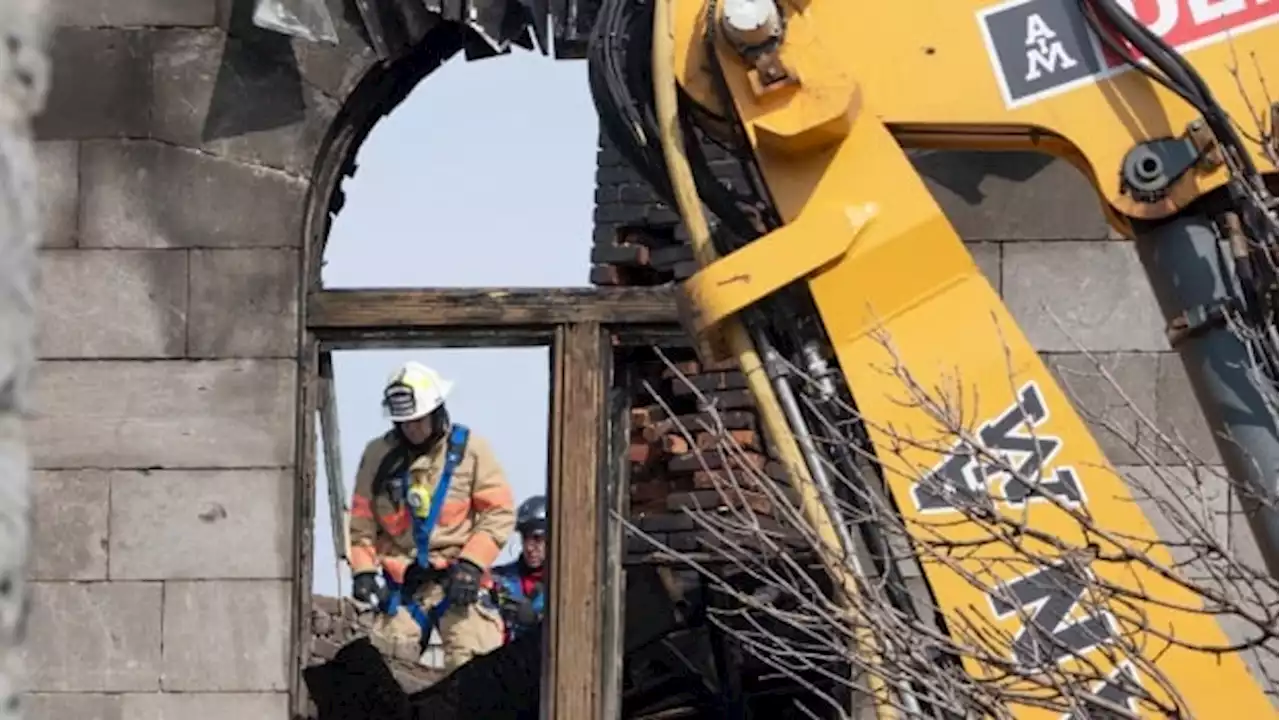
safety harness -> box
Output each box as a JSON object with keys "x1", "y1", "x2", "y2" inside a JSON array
[{"x1": 379, "y1": 423, "x2": 470, "y2": 635}]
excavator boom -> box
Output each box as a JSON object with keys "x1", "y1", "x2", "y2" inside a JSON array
[{"x1": 590, "y1": 0, "x2": 1278, "y2": 717}]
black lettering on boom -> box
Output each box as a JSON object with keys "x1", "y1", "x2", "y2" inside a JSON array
[
  {"x1": 1063, "y1": 663, "x2": 1142, "y2": 720},
  {"x1": 989, "y1": 563, "x2": 1115, "y2": 669},
  {"x1": 913, "y1": 382, "x2": 1085, "y2": 512}
]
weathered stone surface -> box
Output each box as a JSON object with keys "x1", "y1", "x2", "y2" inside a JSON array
[
  {"x1": 51, "y1": 0, "x2": 217, "y2": 27},
  {"x1": 35, "y1": 28, "x2": 152, "y2": 139},
  {"x1": 36, "y1": 249, "x2": 188, "y2": 359},
  {"x1": 29, "y1": 360, "x2": 296, "y2": 469},
  {"x1": 80, "y1": 139, "x2": 306, "y2": 249},
  {"x1": 162, "y1": 580, "x2": 292, "y2": 691},
  {"x1": 122, "y1": 691, "x2": 290, "y2": 719},
  {"x1": 36, "y1": 141, "x2": 79, "y2": 247},
  {"x1": 1154, "y1": 353, "x2": 1222, "y2": 464},
  {"x1": 1042, "y1": 352, "x2": 1159, "y2": 465},
  {"x1": 1003, "y1": 241, "x2": 1168, "y2": 352},
  {"x1": 1098, "y1": 466, "x2": 1273, "y2": 691},
  {"x1": 109, "y1": 468, "x2": 294, "y2": 579},
  {"x1": 1115, "y1": 465, "x2": 1266, "y2": 577},
  {"x1": 22, "y1": 581, "x2": 162, "y2": 691},
  {"x1": 150, "y1": 29, "x2": 341, "y2": 175},
  {"x1": 292, "y1": 34, "x2": 379, "y2": 101},
  {"x1": 188, "y1": 249, "x2": 300, "y2": 358},
  {"x1": 21, "y1": 693, "x2": 123, "y2": 720},
  {"x1": 965, "y1": 241, "x2": 1000, "y2": 292},
  {"x1": 914, "y1": 151, "x2": 1112, "y2": 241},
  {"x1": 30, "y1": 470, "x2": 110, "y2": 580}
]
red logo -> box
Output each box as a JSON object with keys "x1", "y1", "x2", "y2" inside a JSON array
[{"x1": 1098, "y1": 0, "x2": 1277, "y2": 69}]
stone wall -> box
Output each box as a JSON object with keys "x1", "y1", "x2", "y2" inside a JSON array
[{"x1": 19, "y1": 1, "x2": 391, "y2": 717}]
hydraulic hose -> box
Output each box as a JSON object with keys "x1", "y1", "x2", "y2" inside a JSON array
[
  {"x1": 1133, "y1": 212, "x2": 1279, "y2": 579},
  {"x1": 649, "y1": 2, "x2": 900, "y2": 717}
]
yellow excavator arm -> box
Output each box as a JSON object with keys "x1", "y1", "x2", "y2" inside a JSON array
[{"x1": 591, "y1": 0, "x2": 1277, "y2": 717}]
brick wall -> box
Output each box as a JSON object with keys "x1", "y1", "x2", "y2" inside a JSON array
[
  {"x1": 21, "y1": 1, "x2": 386, "y2": 717},
  {"x1": 624, "y1": 352, "x2": 810, "y2": 561}
]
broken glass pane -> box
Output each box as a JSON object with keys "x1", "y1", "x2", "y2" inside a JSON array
[{"x1": 253, "y1": 0, "x2": 339, "y2": 44}]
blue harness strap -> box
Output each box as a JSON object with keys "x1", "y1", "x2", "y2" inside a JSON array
[{"x1": 379, "y1": 424, "x2": 471, "y2": 635}]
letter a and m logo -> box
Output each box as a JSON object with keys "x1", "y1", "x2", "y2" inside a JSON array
[
  {"x1": 978, "y1": 0, "x2": 1277, "y2": 108},
  {"x1": 979, "y1": 0, "x2": 1105, "y2": 106},
  {"x1": 1023, "y1": 12, "x2": 1080, "y2": 82}
]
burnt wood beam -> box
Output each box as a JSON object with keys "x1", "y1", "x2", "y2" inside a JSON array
[
  {"x1": 544, "y1": 321, "x2": 610, "y2": 719},
  {"x1": 307, "y1": 287, "x2": 680, "y2": 341}
]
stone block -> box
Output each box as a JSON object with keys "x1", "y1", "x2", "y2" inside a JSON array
[
  {"x1": 80, "y1": 140, "x2": 306, "y2": 249},
  {"x1": 291, "y1": 29, "x2": 379, "y2": 100},
  {"x1": 913, "y1": 150, "x2": 1113, "y2": 241},
  {"x1": 188, "y1": 249, "x2": 300, "y2": 358},
  {"x1": 965, "y1": 241, "x2": 1000, "y2": 293},
  {"x1": 35, "y1": 28, "x2": 152, "y2": 139},
  {"x1": 29, "y1": 360, "x2": 297, "y2": 469},
  {"x1": 21, "y1": 581, "x2": 162, "y2": 691},
  {"x1": 122, "y1": 692, "x2": 290, "y2": 720},
  {"x1": 21, "y1": 694, "x2": 122, "y2": 720},
  {"x1": 36, "y1": 249, "x2": 188, "y2": 359},
  {"x1": 1115, "y1": 465, "x2": 1266, "y2": 576},
  {"x1": 30, "y1": 470, "x2": 110, "y2": 580},
  {"x1": 36, "y1": 141, "x2": 79, "y2": 247},
  {"x1": 1155, "y1": 353, "x2": 1221, "y2": 464},
  {"x1": 51, "y1": 0, "x2": 217, "y2": 27},
  {"x1": 109, "y1": 468, "x2": 294, "y2": 579},
  {"x1": 1041, "y1": 352, "x2": 1159, "y2": 465},
  {"x1": 1082, "y1": 465, "x2": 1273, "y2": 691},
  {"x1": 1002, "y1": 241, "x2": 1168, "y2": 352},
  {"x1": 150, "y1": 29, "x2": 341, "y2": 175},
  {"x1": 162, "y1": 580, "x2": 292, "y2": 691}
]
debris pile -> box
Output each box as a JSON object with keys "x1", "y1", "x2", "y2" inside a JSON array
[
  {"x1": 307, "y1": 595, "x2": 444, "y2": 699},
  {"x1": 305, "y1": 633, "x2": 542, "y2": 720},
  {"x1": 624, "y1": 355, "x2": 807, "y2": 564}
]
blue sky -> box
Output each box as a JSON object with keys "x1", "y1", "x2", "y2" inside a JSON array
[{"x1": 311, "y1": 48, "x2": 599, "y2": 596}]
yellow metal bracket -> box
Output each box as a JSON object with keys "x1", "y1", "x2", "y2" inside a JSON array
[{"x1": 674, "y1": 202, "x2": 879, "y2": 346}]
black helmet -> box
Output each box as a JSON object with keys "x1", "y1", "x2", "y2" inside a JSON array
[{"x1": 516, "y1": 495, "x2": 548, "y2": 537}]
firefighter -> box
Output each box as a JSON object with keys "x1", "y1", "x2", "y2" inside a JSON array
[
  {"x1": 347, "y1": 361, "x2": 516, "y2": 672},
  {"x1": 491, "y1": 495, "x2": 548, "y2": 643}
]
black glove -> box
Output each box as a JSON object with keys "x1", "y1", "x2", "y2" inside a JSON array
[
  {"x1": 446, "y1": 559, "x2": 484, "y2": 607},
  {"x1": 352, "y1": 572, "x2": 385, "y2": 607},
  {"x1": 513, "y1": 597, "x2": 540, "y2": 626}
]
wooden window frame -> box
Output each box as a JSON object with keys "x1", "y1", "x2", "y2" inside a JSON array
[{"x1": 299, "y1": 286, "x2": 680, "y2": 719}]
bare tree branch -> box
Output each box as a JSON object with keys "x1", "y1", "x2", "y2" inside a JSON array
[{"x1": 623, "y1": 318, "x2": 1277, "y2": 719}]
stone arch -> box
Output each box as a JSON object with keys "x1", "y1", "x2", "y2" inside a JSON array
[{"x1": 302, "y1": 21, "x2": 470, "y2": 288}]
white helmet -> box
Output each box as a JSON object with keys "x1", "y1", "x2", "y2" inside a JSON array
[{"x1": 382, "y1": 361, "x2": 453, "y2": 422}]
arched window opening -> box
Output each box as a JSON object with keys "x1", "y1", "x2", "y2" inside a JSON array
[
  {"x1": 321, "y1": 50, "x2": 598, "y2": 289},
  {"x1": 308, "y1": 45, "x2": 589, "y2": 690}
]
